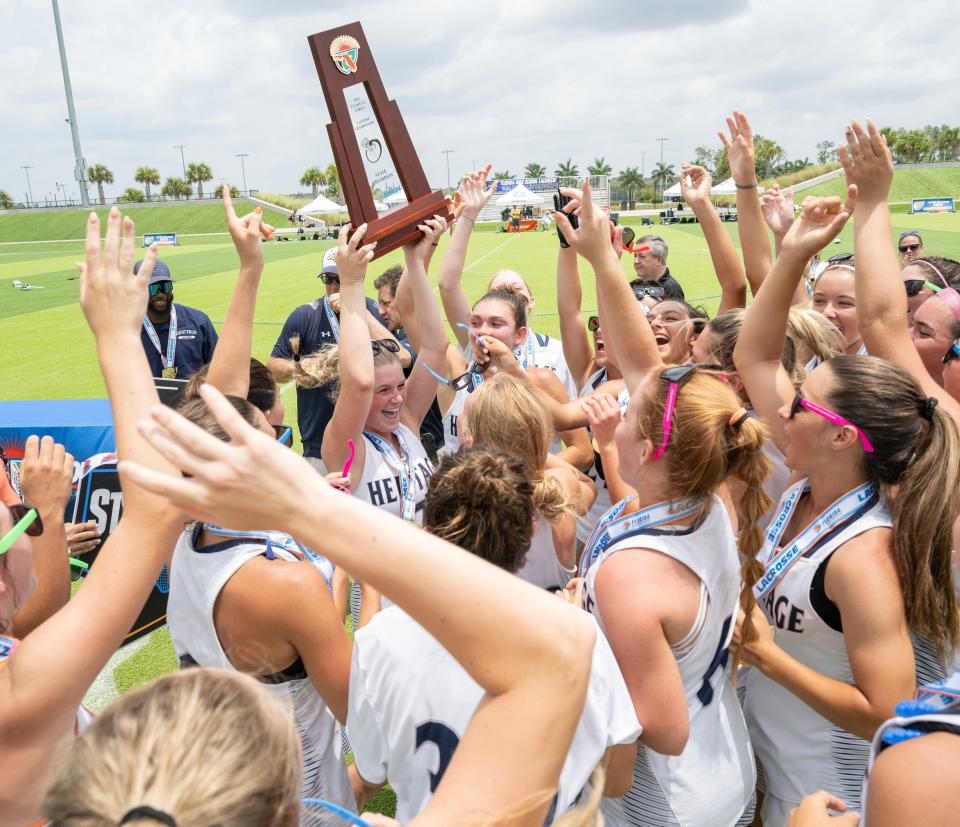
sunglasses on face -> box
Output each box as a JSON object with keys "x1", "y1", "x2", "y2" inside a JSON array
[
  {"x1": 942, "y1": 340, "x2": 960, "y2": 364},
  {"x1": 652, "y1": 363, "x2": 725, "y2": 461},
  {"x1": 904, "y1": 279, "x2": 942, "y2": 297},
  {"x1": 371, "y1": 339, "x2": 401, "y2": 355},
  {"x1": 320, "y1": 273, "x2": 341, "y2": 286},
  {"x1": 0, "y1": 504, "x2": 43, "y2": 557},
  {"x1": 788, "y1": 390, "x2": 875, "y2": 452},
  {"x1": 148, "y1": 281, "x2": 172, "y2": 296},
  {"x1": 899, "y1": 244, "x2": 921, "y2": 254}
]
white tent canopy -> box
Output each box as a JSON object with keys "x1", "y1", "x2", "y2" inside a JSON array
[
  {"x1": 496, "y1": 183, "x2": 545, "y2": 207},
  {"x1": 384, "y1": 189, "x2": 408, "y2": 206},
  {"x1": 712, "y1": 177, "x2": 738, "y2": 196},
  {"x1": 300, "y1": 193, "x2": 348, "y2": 214},
  {"x1": 662, "y1": 181, "x2": 683, "y2": 198}
]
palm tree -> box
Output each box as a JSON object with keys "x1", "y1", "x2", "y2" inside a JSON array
[
  {"x1": 161, "y1": 176, "x2": 191, "y2": 201},
  {"x1": 0, "y1": 190, "x2": 13, "y2": 210},
  {"x1": 555, "y1": 159, "x2": 579, "y2": 178},
  {"x1": 300, "y1": 167, "x2": 326, "y2": 197},
  {"x1": 650, "y1": 162, "x2": 675, "y2": 203},
  {"x1": 587, "y1": 157, "x2": 612, "y2": 177},
  {"x1": 493, "y1": 170, "x2": 514, "y2": 180},
  {"x1": 615, "y1": 167, "x2": 643, "y2": 209},
  {"x1": 324, "y1": 163, "x2": 340, "y2": 200},
  {"x1": 134, "y1": 167, "x2": 160, "y2": 200},
  {"x1": 524, "y1": 162, "x2": 546, "y2": 178},
  {"x1": 185, "y1": 162, "x2": 213, "y2": 198},
  {"x1": 88, "y1": 163, "x2": 113, "y2": 205}
]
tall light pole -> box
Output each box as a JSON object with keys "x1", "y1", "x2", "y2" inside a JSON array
[
  {"x1": 21, "y1": 166, "x2": 34, "y2": 206},
  {"x1": 174, "y1": 145, "x2": 188, "y2": 177},
  {"x1": 52, "y1": 0, "x2": 90, "y2": 208},
  {"x1": 235, "y1": 153, "x2": 250, "y2": 194},
  {"x1": 441, "y1": 149, "x2": 454, "y2": 192}
]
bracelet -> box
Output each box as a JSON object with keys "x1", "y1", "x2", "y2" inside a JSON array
[
  {"x1": 460, "y1": 214, "x2": 476, "y2": 224},
  {"x1": 735, "y1": 181, "x2": 758, "y2": 189},
  {"x1": 292, "y1": 353, "x2": 300, "y2": 363}
]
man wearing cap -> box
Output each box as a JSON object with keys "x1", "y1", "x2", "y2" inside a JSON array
[
  {"x1": 630, "y1": 234, "x2": 685, "y2": 300},
  {"x1": 268, "y1": 247, "x2": 407, "y2": 470},
  {"x1": 135, "y1": 258, "x2": 218, "y2": 380}
]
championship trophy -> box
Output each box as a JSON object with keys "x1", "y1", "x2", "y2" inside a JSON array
[{"x1": 308, "y1": 22, "x2": 453, "y2": 259}]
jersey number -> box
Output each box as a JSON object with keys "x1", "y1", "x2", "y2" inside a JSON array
[
  {"x1": 415, "y1": 721, "x2": 460, "y2": 792},
  {"x1": 696, "y1": 614, "x2": 732, "y2": 707}
]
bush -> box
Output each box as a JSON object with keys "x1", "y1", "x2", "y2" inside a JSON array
[
  {"x1": 760, "y1": 162, "x2": 841, "y2": 189},
  {"x1": 120, "y1": 187, "x2": 146, "y2": 203},
  {"x1": 255, "y1": 191, "x2": 311, "y2": 212}
]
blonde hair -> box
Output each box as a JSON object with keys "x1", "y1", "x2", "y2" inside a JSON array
[
  {"x1": 463, "y1": 374, "x2": 569, "y2": 523},
  {"x1": 786, "y1": 307, "x2": 845, "y2": 374},
  {"x1": 632, "y1": 370, "x2": 772, "y2": 643},
  {"x1": 43, "y1": 669, "x2": 301, "y2": 826},
  {"x1": 289, "y1": 335, "x2": 401, "y2": 398}
]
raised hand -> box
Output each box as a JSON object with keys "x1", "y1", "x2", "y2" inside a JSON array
[
  {"x1": 780, "y1": 190, "x2": 857, "y2": 261},
  {"x1": 719, "y1": 110, "x2": 757, "y2": 186},
  {"x1": 760, "y1": 183, "x2": 796, "y2": 238},
  {"x1": 678, "y1": 163, "x2": 712, "y2": 209},
  {"x1": 19, "y1": 435, "x2": 74, "y2": 518},
  {"x1": 335, "y1": 223, "x2": 377, "y2": 285},
  {"x1": 580, "y1": 392, "x2": 621, "y2": 446},
  {"x1": 787, "y1": 791, "x2": 860, "y2": 826},
  {"x1": 838, "y1": 119, "x2": 894, "y2": 207},
  {"x1": 553, "y1": 180, "x2": 617, "y2": 266},
  {"x1": 407, "y1": 214, "x2": 448, "y2": 261},
  {"x1": 222, "y1": 185, "x2": 265, "y2": 270},
  {"x1": 458, "y1": 163, "x2": 495, "y2": 218},
  {"x1": 78, "y1": 207, "x2": 156, "y2": 339},
  {"x1": 472, "y1": 332, "x2": 523, "y2": 378}
]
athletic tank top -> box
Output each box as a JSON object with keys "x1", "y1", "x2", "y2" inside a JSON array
[
  {"x1": 522, "y1": 329, "x2": 577, "y2": 400},
  {"x1": 347, "y1": 607, "x2": 640, "y2": 824},
  {"x1": 577, "y1": 368, "x2": 613, "y2": 546},
  {"x1": 355, "y1": 424, "x2": 433, "y2": 524},
  {"x1": 744, "y1": 479, "x2": 893, "y2": 814},
  {"x1": 584, "y1": 497, "x2": 755, "y2": 827},
  {"x1": 167, "y1": 528, "x2": 355, "y2": 826},
  {"x1": 516, "y1": 516, "x2": 575, "y2": 591}
]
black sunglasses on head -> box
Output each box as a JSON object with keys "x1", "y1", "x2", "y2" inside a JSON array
[
  {"x1": 371, "y1": 339, "x2": 401, "y2": 355},
  {"x1": 8, "y1": 503, "x2": 44, "y2": 537},
  {"x1": 827, "y1": 252, "x2": 854, "y2": 264},
  {"x1": 319, "y1": 273, "x2": 341, "y2": 285},
  {"x1": 632, "y1": 284, "x2": 665, "y2": 300}
]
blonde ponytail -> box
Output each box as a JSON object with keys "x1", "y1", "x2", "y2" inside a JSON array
[{"x1": 290, "y1": 336, "x2": 341, "y2": 394}]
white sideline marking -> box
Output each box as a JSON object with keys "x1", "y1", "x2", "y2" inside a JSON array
[{"x1": 463, "y1": 233, "x2": 516, "y2": 272}]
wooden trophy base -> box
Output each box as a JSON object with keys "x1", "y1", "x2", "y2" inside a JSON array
[{"x1": 352, "y1": 192, "x2": 453, "y2": 259}]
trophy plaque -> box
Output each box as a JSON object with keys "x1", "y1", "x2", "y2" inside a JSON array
[{"x1": 308, "y1": 22, "x2": 453, "y2": 259}]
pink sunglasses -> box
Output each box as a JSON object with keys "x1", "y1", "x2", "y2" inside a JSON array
[{"x1": 789, "y1": 391, "x2": 874, "y2": 453}]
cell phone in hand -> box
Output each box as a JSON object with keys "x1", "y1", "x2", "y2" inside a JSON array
[{"x1": 553, "y1": 189, "x2": 579, "y2": 248}]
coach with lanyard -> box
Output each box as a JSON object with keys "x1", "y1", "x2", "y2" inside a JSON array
[
  {"x1": 135, "y1": 258, "x2": 218, "y2": 379},
  {"x1": 268, "y1": 246, "x2": 405, "y2": 471}
]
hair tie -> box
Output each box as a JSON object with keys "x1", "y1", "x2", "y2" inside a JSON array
[
  {"x1": 921, "y1": 396, "x2": 939, "y2": 421},
  {"x1": 728, "y1": 407, "x2": 750, "y2": 431},
  {"x1": 119, "y1": 806, "x2": 178, "y2": 827}
]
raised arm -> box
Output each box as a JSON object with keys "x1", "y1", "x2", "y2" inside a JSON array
[
  {"x1": 555, "y1": 181, "x2": 663, "y2": 391},
  {"x1": 400, "y1": 216, "x2": 450, "y2": 430},
  {"x1": 761, "y1": 184, "x2": 809, "y2": 307},
  {"x1": 678, "y1": 163, "x2": 747, "y2": 312},
  {"x1": 720, "y1": 111, "x2": 769, "y2": 297},
  {"x1": 734, "y1": 192, "x2": 856, "y2": 453},
  {"x1": 1, "y1": 210, "x2": 185, "y2": 825},
  {"x1": 320, "y1": 225, "x2": 378, "y2": 478},
  {"x1": 120, "y1": 385, "x2": 597, "y2": 827},
  {"x1": 841, "y1": 119, "x2": 960, "y2": 424},
  {"x1": 204, "y1": 188, "x2": 265, "y2": 397},
  {"x1": 438, "y1": 165, "x2": 494, "y2": 347},
  {"x1": 556, "y1": 245, "x2": 594, "y2": 388},
  {"x1": 581, "y1": 393, "x2": 637, "y2": 503}
]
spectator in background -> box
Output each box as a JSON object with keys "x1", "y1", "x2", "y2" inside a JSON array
[
  {"x1": 899, "y1": 230, "x2": 924, "y2": 264},
  {"x1": 268, "y1": 247, "x2": 407, "y2": 471},
  {"x1": 511, "y1": 205, "x2": 522, "y2": 232},
  {"x1": 134, "y1": 259, "x2": 218, "y2": 380},
  {"x1": 374, "y1": 265, "x2": 445, "y2": 458},
  {"x1": 630, "y1": 234, "x2": 685, "y2": 300}
]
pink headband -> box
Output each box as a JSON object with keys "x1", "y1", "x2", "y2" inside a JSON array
[
  {"x1": 936, "y1": 287, "x2": 960, "y2": 321},
  {"x1": 911, "y1": 259, "x2": 949, "y2": 288}
]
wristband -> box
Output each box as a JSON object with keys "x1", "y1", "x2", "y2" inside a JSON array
[
  {"x1": 460, "y1": 214, "x2": 476, "y2": 224},
  {"x1": 735, "y1": 182, "x2": 758, "y2": 189}
]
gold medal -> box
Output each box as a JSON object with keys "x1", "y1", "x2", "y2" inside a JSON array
[{"x1": 162, "y1": 366, "x2": 178, "y2": 378}]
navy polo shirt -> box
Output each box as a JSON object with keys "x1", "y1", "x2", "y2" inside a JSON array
[
  {"x1": 272, "y1": 297, "x2": 383, "y2": 459},
  {"x1": 140, "y1": 303, "x2": 218, "y2": 379}
]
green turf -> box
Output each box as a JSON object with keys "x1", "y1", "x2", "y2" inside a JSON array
[
  {"x1": 0, "y1": 202, "x2": 289, "y2": 243},
  {"x1": 802, "y1": 166, "x2": 960, "y2": 202}
]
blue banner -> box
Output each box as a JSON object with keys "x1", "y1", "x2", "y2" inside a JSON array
[
  {"x1": 143, "y1": 232, "x2": 177, "y2": 247},
  {"x1": 494, "y1": 177, "x2": 561, "y2": 193},
  {"x1": 911, "y1": 198, "x2": 955, "y2": 214}
]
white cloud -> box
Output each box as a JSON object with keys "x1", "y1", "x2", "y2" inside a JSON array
[{"x1": 1, "y1": 0, "x2": 958, "y2": 203}]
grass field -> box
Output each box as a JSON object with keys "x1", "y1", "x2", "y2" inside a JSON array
[{"x1": 802, "y1": 165, "x2": 960, "y2": 202}]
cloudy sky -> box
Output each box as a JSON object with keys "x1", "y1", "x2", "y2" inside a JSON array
[{"x1": 2, "y1": 0, "x2": 957, "y2": 203}]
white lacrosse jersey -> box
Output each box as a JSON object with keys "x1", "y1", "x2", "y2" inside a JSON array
[
  {"x1": 354, "y1": 424, "x2": 433, "y2": 524},
  {"x1": 577, "y1": 368, "x2": 613, "y2": 546},
  {"x1": 516, "y1": 517, "x2": 576, "y2": 591},
  {"x1": 584, "y1": 496, "x2": 755, "y2": 827},
  {"x1": 527, "y1": 329, "x2": 577, "y2": 400},
  {"x1": 744, "y1": 482, "x2": 893, "y2": 817},
  {"x1": 442, "y1": 381, "x2": 474, "y2": 455},
  {"x1": 346, "y1": 607, "x2": 640, "y2": 824},
  {"x1": 167, "y1": 527, "x2": 354, "y2": 827}
]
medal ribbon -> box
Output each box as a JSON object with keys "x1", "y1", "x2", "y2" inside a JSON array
[
  {"x1": 322, "y1": 296, "x2": 341, "y2": 342},
  {"x1": 754, "y1": 480, "x2": 876, "y2": 601},
  {"x1": 142, "y1": 304, "x2": 178, "y2": 369},
  {"x1": 363, "y1": 428, "x2": 416, "y2": 522},
  {"x1": 513, "y1": 330, "x2": 537, "y2": 370},
  {"x1": 201, "y1": 525, "x2": 333, "y2": 589},
  {"x1": 579, "y1": 496, "x2": 703, "y2": 578}
]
